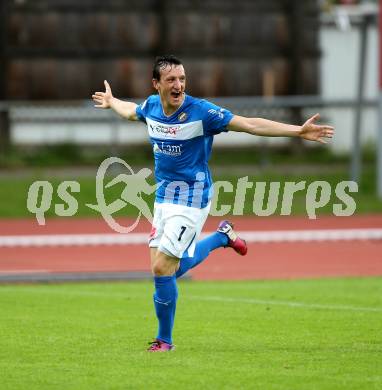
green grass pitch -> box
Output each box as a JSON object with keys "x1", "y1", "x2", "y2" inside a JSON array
[{"x1": 1, "y1": 277, "x2": 381, "y2": 389}]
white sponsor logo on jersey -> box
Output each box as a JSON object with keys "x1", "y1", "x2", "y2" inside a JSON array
[
  {"x1": 147, "y1": 118, "x2": 203, "y2": 140},
  {"x1": 149, "y1": 123, "x2": 180, "y2": 138},
  {"x1": 153, "y1": 142, "x2": 183, "y2": 156}
]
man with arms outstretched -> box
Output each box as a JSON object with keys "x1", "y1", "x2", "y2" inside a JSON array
[{"x1": 92, "y1": 55, "x2": 334, "y2": 352}]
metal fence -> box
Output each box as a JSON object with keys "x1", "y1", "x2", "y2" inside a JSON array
[{"x1": 0, "y1": 95, "x2": 377, "y2": 148}]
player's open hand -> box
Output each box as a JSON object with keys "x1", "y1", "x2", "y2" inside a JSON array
[
  {"x1": 300, "y1": 113, "x2": 334, "y2": 144},
  {"x1": 92, "y1": 80, "x2": 113, "y2": 109}
]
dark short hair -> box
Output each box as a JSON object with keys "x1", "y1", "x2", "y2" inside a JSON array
[{"x1": 152, "y1": 55, "x2": 183, "y2": 81}]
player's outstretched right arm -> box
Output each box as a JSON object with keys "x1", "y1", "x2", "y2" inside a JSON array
[{"x1": 92, "y1": 80, "x2": 138, "y2": 121}]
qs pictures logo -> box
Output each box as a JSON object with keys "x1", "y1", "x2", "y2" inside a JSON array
[
  {"x1": 27, "y1": 157, "x2": 159, "y2": 233},
  {"x1": 26, "y1": 158, "x2": 359, "y2": 233}
]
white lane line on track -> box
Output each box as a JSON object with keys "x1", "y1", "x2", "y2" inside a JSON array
[
  {"x1": 0, "y1": 269, "x2": 50, "y2": 274},
  {"x1": 0, "y1": 228, "x2": 382, "y2": 247},
  {"x1": 0, "y1": 233, "x2": 148, "y2": 247},
  {"x1": 0, "y1": 286, "x2": 381, "y2": 313}
]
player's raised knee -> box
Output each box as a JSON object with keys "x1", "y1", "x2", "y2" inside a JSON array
[
  {"x1": 151, "y1": 252, "x2": 179, "y2": 276},
  {"x1": 152, "y1": 261, "x2": 167, "y2": 276}
]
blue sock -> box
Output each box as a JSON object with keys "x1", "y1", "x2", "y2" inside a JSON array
[
  {"x1": 176, "y1": 232, "x2": 228, "y2": 278},
  {"x1": 153, "y1": 275, "x2": 178, "y2": 344}
]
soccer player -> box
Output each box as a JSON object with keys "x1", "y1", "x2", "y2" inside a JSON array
[{"x1": 92, "y1": 55, "x2": 334, "y2": 352}]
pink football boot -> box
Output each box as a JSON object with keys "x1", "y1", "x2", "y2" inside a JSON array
[
  {"x1": 217, "y1": 220, "x2": 248, "y2": 256},
  {"x1": 147, "y1": 339, "x2": 175, "y2": 352}
]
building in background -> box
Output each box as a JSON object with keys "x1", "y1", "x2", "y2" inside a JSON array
[
  {"x1": 0, "y1": 0, "x2": 378, "y2": 154},
  {"x1": 2, "y1": 0, "x2": 320, "y2": 99}
]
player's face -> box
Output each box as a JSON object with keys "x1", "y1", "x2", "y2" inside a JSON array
[{"x1": 153, "y1": 64, "x2": 186, "y2": 110}]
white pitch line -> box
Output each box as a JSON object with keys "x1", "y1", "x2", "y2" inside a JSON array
[
  {"x1": 187, "y1": 295, "x2": 382, "y2": 313},
  {"x1": 0, "y1": 228, "x2": 381, "y2": 247},
  {"x1": 0, "y1": 286, "x2": 381, "y2": 313}
]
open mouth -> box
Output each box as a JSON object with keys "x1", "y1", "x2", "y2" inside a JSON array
[{"x1": 171, "y1": 91, "x2": 181, "y2": 99}]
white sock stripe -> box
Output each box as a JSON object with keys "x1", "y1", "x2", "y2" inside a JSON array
[
  {"x1": 0, "y1": 228, "x2": 382, "y2": 247},
  {"x1": 154, "y1": 299, "x2": 170, "y2": 306}
]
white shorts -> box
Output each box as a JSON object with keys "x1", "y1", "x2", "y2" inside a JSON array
[{"x1": 149, "y1": 202, "x2": 211, "y2": 259}]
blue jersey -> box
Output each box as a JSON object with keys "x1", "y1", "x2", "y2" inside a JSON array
[{"x1": 136, "y1": 94, "x2": 233, "y2": 208}]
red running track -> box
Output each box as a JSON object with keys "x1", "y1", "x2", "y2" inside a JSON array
[{"x1": 0, "y1": 215, "x2": 381, "y2": 280}]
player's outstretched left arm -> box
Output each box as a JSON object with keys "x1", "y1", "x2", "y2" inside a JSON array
[{"x1": 227, "y1": 113, "x2": 334, "y2": 144}]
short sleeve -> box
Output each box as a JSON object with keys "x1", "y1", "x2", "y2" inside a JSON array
[
  {"x1": 135, "y1": 97, "x2": 150, "y2": 123},
  {"x1": 200, "y1": 100, "x2": 234, "y2": 136}
]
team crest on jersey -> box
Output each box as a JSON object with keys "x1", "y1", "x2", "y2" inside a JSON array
[{"x1": 178, "y1": 112, "x2": 188, "y2": 122}]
